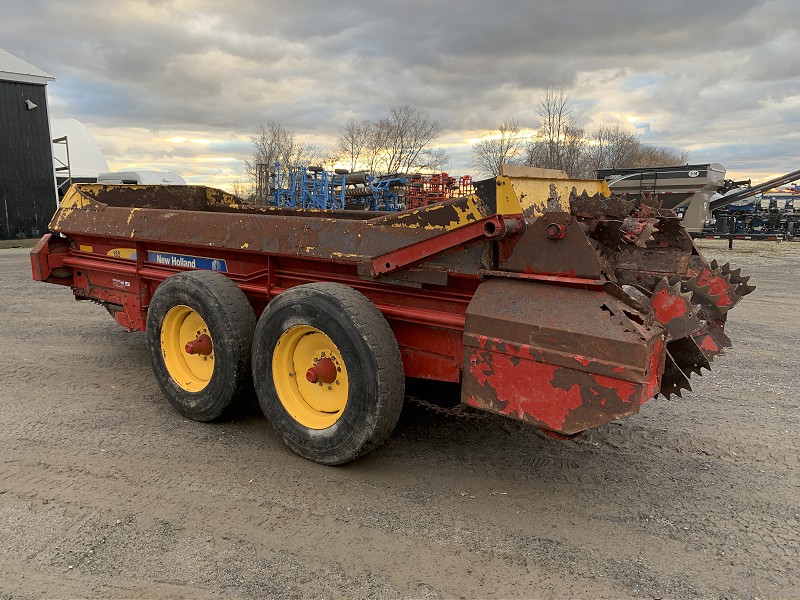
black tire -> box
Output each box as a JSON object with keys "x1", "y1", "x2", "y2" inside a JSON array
[
  {"x1": 146, "y1": 270, "x2": 256, "y2": 421},
  {"x1": 252, "y1": 282, "x2": 404, "y2": 465}
]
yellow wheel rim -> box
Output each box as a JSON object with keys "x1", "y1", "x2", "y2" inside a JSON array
[
  {"x1": 272, "y1": 325, "x2": 349, "y2": 429},
  {"x1": 160, "y1": 305, "x2": 214, "y2": 392}
]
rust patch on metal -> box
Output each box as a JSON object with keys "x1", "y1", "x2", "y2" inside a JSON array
[
  {"x1": 651, "y1": 287, "x2": 687, "y2": 322},
  {"x1": 465, "y1": 344, "x2": 584, "y2": 430},
  {"x1": 462, "y1": 278, "x2": 665, "y2": 434},
  {"x1": 499, "y1": 212, "x2": 604, "y2": 280},
  {"x1": 464, "y1": 338, "x2": 649, "y2": 434}
]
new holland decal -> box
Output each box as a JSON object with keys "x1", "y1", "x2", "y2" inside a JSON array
[{"x1": 107, "y1": 249, "x2": 228, "y2": 272}]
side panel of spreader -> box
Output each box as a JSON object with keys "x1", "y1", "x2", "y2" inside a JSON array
[{"x1": 462, "y1": 278, "x2": 665, "y2": 435}]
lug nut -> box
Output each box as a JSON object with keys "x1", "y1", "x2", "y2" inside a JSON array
[{"x1": 546, "y1": 223, "x2": 566, "y2": 240}]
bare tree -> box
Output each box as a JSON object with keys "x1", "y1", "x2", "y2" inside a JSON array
[
  {"x1": 521, "y1": 87, "x2": 687, "y2": 178},
  {"x1": 523, "y1": 87, "x2": 585, "y2": 174},
  {"x1": 362, "y1": 120, "x2": 388, "y2": 174},
  {"x1": 246, "y1": 120, "x2": 320, "y2": 176},
  {"x1": 230, "y1": 179, "x2": 254, "y2": 202},
  {"x1": 629, "y1": 144, "x2": 688, "y2": 168},
  {"x1": 470, "y1": 119, "x2": 523, "y2": 177},
  {"x1": 246, "y1": 120, "x2": 323, "y2": 202},
  {"x1": 335, "y1": 118, "x2": 371, "y2": 172},
  {"x1": 523, "y1": 127, "x2": 587, "y2": 177},
  {"x1": 416, "y1": 147, "x2": 450, "y2": 172},
  {"x1": 537, "y1": 87, "x2": 571, "y2": 168},
  {"x1": 581, "y1": 125, "x2": 641, "y2": 177},
  {"x1": 559, "y1": 124, "x2": 587, "y2": 179},
  {"x1": 580, "y1": 125, "x2": 688, "y2": 177},
  {"x1": 332, "y1": 105, "x2": 449, "y2": 174},
  {"x1": 378, "y1": 105, "x2": 447, "y2": 173}
]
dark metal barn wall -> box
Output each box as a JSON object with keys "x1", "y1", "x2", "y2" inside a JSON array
[{"x1": 0, "y1": 81, "x2": 56, "y2": 239}]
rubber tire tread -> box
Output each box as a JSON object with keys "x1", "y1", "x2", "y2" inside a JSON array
[
  {"x1": 146, "y1": 270, "x2": 256, "y2": 422},
  {"x1": 253, "y1": 282, "x2": 404, "y2": 465}
]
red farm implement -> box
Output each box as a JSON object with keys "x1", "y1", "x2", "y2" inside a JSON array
[
  {"x1": 31, "y1": 176, "x2": 752, "y2": 464},
  {"x1": 404, "y1": 173, "x2": 474, "y2": 209}
]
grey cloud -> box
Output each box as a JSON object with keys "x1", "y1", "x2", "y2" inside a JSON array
[{"x1": 1, "y1": 0, "x2": 797, "y2": 181}]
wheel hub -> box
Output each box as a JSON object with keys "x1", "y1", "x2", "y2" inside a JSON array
[
  {"x1": 185, "y1": 334, "x2": 213, "y2": 355},
  {"x1": 160, "y1": 305, "x2": 215, "y2": 392},
  {"x1": 272, "y1": 325, "x2": 349, "y2": 429},
  {"x1": 306, "y1": 357, "x2": 337, "y2": 384}
]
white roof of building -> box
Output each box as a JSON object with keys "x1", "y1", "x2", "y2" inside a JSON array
[{"x1": 0, "y1": 49, "x2": 54, "y2": 85}]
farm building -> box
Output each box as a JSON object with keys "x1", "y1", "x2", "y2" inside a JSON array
[{"x1": 0, "y1": 49, "x2": 57, "y2": 240}]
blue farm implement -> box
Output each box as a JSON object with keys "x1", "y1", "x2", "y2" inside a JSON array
[{"x1": 269, "y1": 163, "x2": 407, "y2": 211}]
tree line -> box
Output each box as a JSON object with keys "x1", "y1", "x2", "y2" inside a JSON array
[
  {"x1": 242, "y1": 105, "x2": 448, "y2": 197},
  {"x1": 471, "y1": 87, "x2": 688, "y2": 179},
  {"x1": 240, "y1": 90, "x2": 687, "y2": 197}
]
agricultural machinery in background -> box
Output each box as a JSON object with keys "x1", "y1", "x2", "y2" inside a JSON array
[
  {"x1": 404, "y1": 173, "x2": 474, "y2": 209},
  {"x1": 700, "y1": 189, "x2": 798, "y2": 241},
  {"x1": 263, "y1": 162, "x2": 799, "y2": 242},
  {"x1": 598, "y1": 165, "x2": 800, "y2": 241},
  {"x1": 257, "y1": 162, "x2": 474, "y2": 212},
  {"x1": 268, "y1": 164, "x2": 405, "y2": 211}
]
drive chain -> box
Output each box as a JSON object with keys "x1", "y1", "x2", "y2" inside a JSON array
[{"x1": 405, "y1": 395, "x2": 491, "y2": 420}]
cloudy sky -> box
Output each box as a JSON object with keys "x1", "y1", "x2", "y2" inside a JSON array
[{"x1": 3, "y1": 0, "x2": 798, "y2": 190}]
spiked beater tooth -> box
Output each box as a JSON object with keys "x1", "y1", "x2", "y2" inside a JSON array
[
  {"x1": 710, "y1": 259, "x2": 719, "y2": 270},
  {"x1": 648, "y1": 279, "x2": 704, "y2": 341},
  {"x1": 639, "y1": 192, "x2": 662, "y2": 210},
  {"x1": 728, "y1": 269, "x2": 755, "y2": 295},
  {"x1": 717, "y1": 263, "x2": 756, "y2": 296},
  {"x1": 682, "y1": 266, "x2": 744, "y2": 320},
  {"x1": 683, "y1": 278, "x2": 725, "y2": 320},
  {"x1": 639, "y1": 220, "x2": 659, "y2": 247},
  {"x1": 620, "y1": 217, "x2": 660, "y2": 247},
  {"x1": 695, "y1": 267, "x2": 731, "y2": 297},
  {"x1": 711, "y1": 321, "x2": 732, "y2": 349},
  {"x1": 687, "y1": 255, "x2": 708, "y2": 277},
  {"x1": 570, "y1": 191, "x2": 636, "y2": 220},
  {"x1": 660, "y1": 351, "x2": 692, "y2": 399},
  {"x1": 654, "y1": 216, "x2": 684, "y2": 239},
  {"x1": 725, "y1": 267, "x2": 742, "y2": 281},
  {"x1": 737, "y1": 282, "x2": 757, "y2": 296},
  {"x1": 692, "y1": 320, "x2": 731, "y2": 362},
  {"x1": 569, "y1": 190, "x2": 603, "y2": 219},
  {"x1": 606, "y1": 194, "x2": 637, "y2": 219},
  {"x1": 591, "y1": 220, "x2": 624, "y2": 252},
  {"x1": 667, "y1": 336, "x2": 711, "y2": 376}
]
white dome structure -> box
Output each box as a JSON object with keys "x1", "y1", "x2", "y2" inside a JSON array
[{"x1": 51, "y1": 118, "x2": 109, "y2": 179}]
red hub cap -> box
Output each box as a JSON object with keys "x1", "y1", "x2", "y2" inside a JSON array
[
  {"x1": 185, "y1": 334, "x2": 213, "y2": 355},
  {"x1": 305, "y1": 357, "x2": 337, "y2": 384}
]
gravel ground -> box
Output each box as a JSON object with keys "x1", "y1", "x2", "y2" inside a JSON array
[{"x1": 0, "y1": 239, "x2": 798, "y2": 599}]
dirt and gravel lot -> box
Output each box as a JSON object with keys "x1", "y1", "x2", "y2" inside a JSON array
[{"x1": 1, "y1": 239, "x2": 798, "y2": 599}]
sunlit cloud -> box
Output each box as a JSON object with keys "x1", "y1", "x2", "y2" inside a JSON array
[{"x1": 3, "y1": 0, "x2": 796, "y2": 191}]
